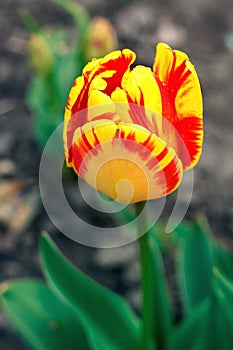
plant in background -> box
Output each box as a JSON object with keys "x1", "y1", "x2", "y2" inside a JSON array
[
  {"x1": 24, "y1": 0, "x2": 118, "y2": 148},
  {"x1": 84, "y1": 16, "x2": 118, "y2": 62},
  {"x1": 2, "y1": 42, "x2": 233, "y2": 350}
]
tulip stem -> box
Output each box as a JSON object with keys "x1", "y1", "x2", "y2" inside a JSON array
[{"x1": 135, "y1": 201, "x2": 155, "y2": 350}]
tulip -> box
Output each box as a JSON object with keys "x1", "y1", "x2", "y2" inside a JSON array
[
  {"x1": 28, "y1": 33, "x2": 54, "y2": 76},
  {"x1": 84, "y1": 17, "x2": 118, "y2": 61},
  {"x1": 63, "y1": 43, "x2": 203, "y2": 204}
]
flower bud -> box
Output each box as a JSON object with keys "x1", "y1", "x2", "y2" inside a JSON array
[
  {"x1": 28, "y1": 34, "x2": 54, "y2": 76},
  {"x1": 84, "y1": 17, "x2": 118, "y2": 61}
]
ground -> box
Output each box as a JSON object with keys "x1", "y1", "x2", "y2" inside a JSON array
[{"x1": 0, "y1": 0, "x2": 233, "y2": 348}]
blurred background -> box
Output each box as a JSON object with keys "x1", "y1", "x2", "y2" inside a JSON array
[{"x1": 0, "y1": 0, "x2": 233, "y2": 348}]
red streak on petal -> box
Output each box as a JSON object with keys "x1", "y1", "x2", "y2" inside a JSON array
[
  {"x1": 102, "y1": 57, "x2": 133, "y2": 96},
  {"x1": 178, "y1": 116, "x2": 203, "y2": 168},
  {"x1": 126, "y1": 90, "x2": 155, "y2": 133},
  {"x1": 72, "y1": 127, "x2": 102, "y2": 177},
  {"x1": 92, "y1": 127, "x2": 101, "y2": 147},
  {"x1": 161, "y1": 158, "x2": 181, "y2": 193},
  {"x1": 66, "y1": 53, "x2": 135, "y2": 164},
  {"x1": 156, "y1": 147, "x2": 169, "y2": 163},
  {"x1": 142, "y1": 135, "x2": 157, "y2": 153},
  {"x1": 155, "y1": 76, "x2": 178, "y2": 127},
  {"x1": 168, "y1": 60, "x2": 192, "y2": 97},
  {"x1": 145, "y1": 147, "x2": 168, "y2": 172},
  {"x1": 71, "y1": 75, "x2": 89, "y2": 120},
  {"x1": 153, "y1": 50, "x2": 201, "y2": 170},
  {"x1": 71, "y1": 53, "x2": 134, "y2": 117},
  {"x1": 151, "y1": 155, "x2": 180, "y2": 195},
  {"x1": 91, "y1": 112, "x2": 116, "y2": 122}
]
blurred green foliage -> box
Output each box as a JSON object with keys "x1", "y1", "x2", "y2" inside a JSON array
[
  {"x1": 2, "y1": 215, "x2": 233, "y2": 349},
  {"x1": 23, "y1": 0, "x2": 88, "y2": 147},
  {"x1": 23, "y1": 0, "x2": 118, "y2": 148}
]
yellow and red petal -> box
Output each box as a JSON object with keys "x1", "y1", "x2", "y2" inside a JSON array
[
  {"x1": 111, "y1": 66, "x2": 165, "y2": 135},
  {"x1": 64, "y1": 102, "x2": 117, "y2": 166},
  {"x1": 153, "y1": 44, "x2": 202, "y2": 124},
  {"x1": 153, "y1": 43, "x2": 203, "y2": 169},
  {"x1": 178, "y1": 116, "x2": 203, "y2": 169},
  {"x1": 87, "y1": 90, "x2": 116, "y2": 120},
  {"x1": 120, "y1": 66, "x2": 162, "y2": 125},
  {"x1": 111, "y1": 88, "x2": 135, "y2": 124},
  {"x1": 65, "y1": 76, "x2": 85, "y2": 121},
  {"x1": 71, "y1": 120, "x2": 183, "y2": 204},
  {"x1": 64, "y1": 49, "x2": 136, "y2": 164},
  {"x1": 70, "y1": 49, "x2": 136, "y2": 120},
  {"x1": 122, "y1": 65, "x2": 162, "y2": 114}
]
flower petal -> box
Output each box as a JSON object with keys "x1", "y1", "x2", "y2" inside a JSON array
[
  {"x1": 64, "y1": 50, "x2": 136, "y2": 165},
  {"x1": 87, "y1": 90, "x2": 116, "y2": 120},
  {"x1": 153, "y1": 43, "x2": 203, "y2": 169},
  {"x1": 71, "y1": 120, "x2": 183, "y2": 204},
  {"x1": 154, "y1": 43, "x2": 202, "y2": 120},
  {"x1": 120, "y1": 65, "x2": 162, "y2": 127},
  {"x1": 178, "y1": 116, "x2": 203, "y2": 168},
  {"x1": 70, "y1": 49, "x2": 136, "y2": 119},
  {"x1": 64, "y1": 100, "x2": 116, "y2": 166},
  {"x1": 65, "y1": 76, "x2": 85, "y2": 121},
  {"x1": 124, "y1": 66, "x2": 162, "y2": 109},
  {"x1": 111, "y1": 66, "x2": 167, "y2": 141}
]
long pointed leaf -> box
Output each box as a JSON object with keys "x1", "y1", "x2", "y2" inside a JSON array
[
  {"x1": 169, "y1": 268, "x2": 233, "y2": 350},
  {"x1": 213, "y1": 268, "x2": 233, "y2": 307},
  {"x1": 168, "y1": 298, "x2": 211, "y2": 350},
  {"x1": 0, "y1": 280, "x2": 90, "y2": 350},
  {"x1": 213, "y1": 244, "x2": 233, "y2": 281},
  {"x1": 200, "y1": 296, "x2": 231, "y2": 350},
  {"x1": 176, "y1": 216, "x2": 213, "y2": 312},
  {"x1": 40, "y1": 233, "x2": 140, "y2": 350}
]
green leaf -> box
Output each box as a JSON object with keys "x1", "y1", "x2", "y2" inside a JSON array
[
  {"x1": 41, "y1": 28, "x2": 67, "y2": 54},
  {"x1": 213, "y1": 243, "x2": 233, "y2": 281},
  {"x1": 20, "y1": 11, "x2": 40, "y2": 33},
  {"x1": 52, "y1": 50, "x2": 80, "y2": 107},
  {"x1": 169, "y1": 294, "x2": 233, "y2": 350},
  {"x1": 49, "y1": 0, "x2": 89, "y2": 70},
  {"x1": 0, "y1": 280, "x2": 90, "y2": 350},
  {"x1": 26, "y1": 76, "x2": 61, "y2": 147},
  {"x1": 40, "y1": 233, "x2": 140, "y2": 350},
  {"x1": 205, "y1": 269, "x2": 233, "y2": 349},
  {"x1": 176, "y1": 215, "x2": 214, "y2": 312},
  {"x1": 169, "y1": 269, "x2": 233, "y2": 350},
  {"x1": 148, "y1": 229, "x2": 173, "y2": 349},
  {"x1": 168, "y1": 298, "x2": 211, "y2": 350},
  {"x1": 50, "y1": 0, "x2": 89, "y2": 40},
  {"x1": 213, "y1": 267, "x2": 233, "y2": 307},
  {"x1": 199, "y1": 269, "x2": 233, "y2": 350},
  {"x1": 200, "y1": 297, "x2": 231, "y2": 350}
]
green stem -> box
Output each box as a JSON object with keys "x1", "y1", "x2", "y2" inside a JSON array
[
  {"x1": 50, "y1": 0, "x2": 89, "y2": 71},
  {"x1": 20, "y1": 11, "x2": 40, "y2": 33},
  {"x1": 135, "y1": 202, "x2": 155, "y2": 350}
]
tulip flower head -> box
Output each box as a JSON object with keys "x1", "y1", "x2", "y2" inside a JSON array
[{"x1": 63, "y1": 43, "x2": 203, "y2": 204}]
